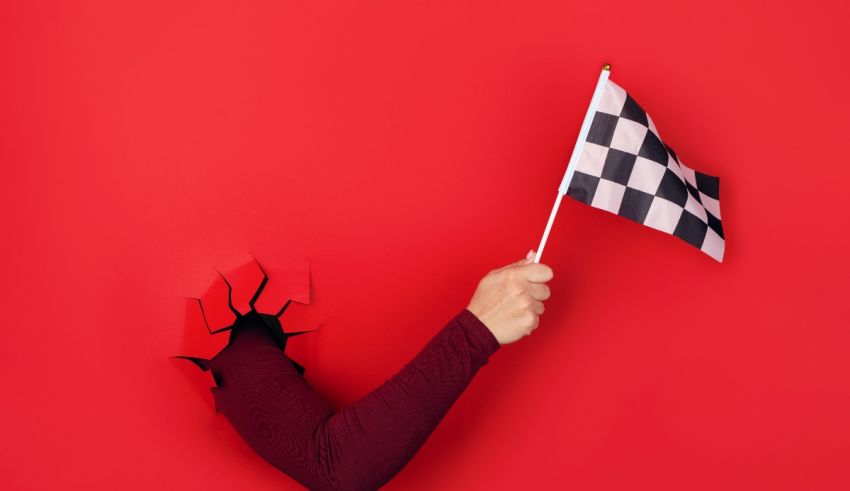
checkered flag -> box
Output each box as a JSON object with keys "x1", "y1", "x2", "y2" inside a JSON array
[{"x1": 535, "y1": 66, "x2": 725, "y2": 263}]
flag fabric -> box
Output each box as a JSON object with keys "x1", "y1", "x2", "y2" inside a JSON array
[{"x1": 563, "y1": 79, "x2": 725, "y2": 262}]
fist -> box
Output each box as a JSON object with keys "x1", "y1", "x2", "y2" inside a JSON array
[{"x1": 467, "y1": 250, "x2": 554, "y2": 345}]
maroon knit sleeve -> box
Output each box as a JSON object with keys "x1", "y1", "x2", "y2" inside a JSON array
[{"x1": 208, "y1": 309, "x2": 501, "y2": 490}]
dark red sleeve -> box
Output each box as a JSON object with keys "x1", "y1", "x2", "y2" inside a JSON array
[{"x1": 208, "y1": 309, "x2": 501, "y2": 490}]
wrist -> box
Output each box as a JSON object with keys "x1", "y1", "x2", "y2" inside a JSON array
[{"x1": 460, "y1": 308, "x2": 502, "y2": 352}]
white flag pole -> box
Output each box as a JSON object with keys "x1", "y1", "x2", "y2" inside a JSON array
[{"x1": 533, "y1": 63, "x2": 611, "y2": 263}]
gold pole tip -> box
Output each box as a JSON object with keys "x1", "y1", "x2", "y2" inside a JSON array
[{"x1": 602, "y1": 63, "x2": 611, "y2": 71}]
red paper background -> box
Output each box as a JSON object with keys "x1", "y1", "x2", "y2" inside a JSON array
[{"x1": 1, "y1": 1, "x2": 848, "y2": 489}]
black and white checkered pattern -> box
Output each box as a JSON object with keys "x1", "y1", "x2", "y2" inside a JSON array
[{"x1": 566, "y1": 80, "x2": 725, "y2": 261}]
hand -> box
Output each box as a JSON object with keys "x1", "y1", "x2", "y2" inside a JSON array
[{"x1": 466, "y1": 250, "x2": 554, "y2": 345}]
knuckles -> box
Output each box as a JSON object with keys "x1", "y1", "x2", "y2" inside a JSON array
[{"x1": 519, "y1": 312, "x2": 537, "y2": 328}]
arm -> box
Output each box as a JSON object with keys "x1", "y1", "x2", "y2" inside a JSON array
[{"x1": 209, "y1": 252, "x2": 553, "y2": 490}]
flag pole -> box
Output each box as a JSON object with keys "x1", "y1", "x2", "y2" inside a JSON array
[{"x1": 533, "y1": 63, "x2": 611, "y2": 263}]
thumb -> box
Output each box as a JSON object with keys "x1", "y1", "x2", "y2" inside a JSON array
[{"x1": 497, "y1": 250, "x2": 535, "y2": 272}]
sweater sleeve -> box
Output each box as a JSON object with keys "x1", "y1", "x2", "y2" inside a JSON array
[{"x1": 209, "y1": 309, "x2": 501, "y2": 491}]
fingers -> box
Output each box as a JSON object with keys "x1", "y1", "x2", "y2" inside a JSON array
[
  {"x1": 526, "y1": 312, "x2": 540, "y2": 333},
  {"x1": 529, "y1": 299, "x2": 544, "y2": 315},
  {"x1": 471, "y1": 250, "x2": 554, "y2": 345},
  {"x1": 515, "y1": 263, "x2": 554, "y2": 283},
  {"x1": 494, "y1": 250, "x2": 554, "y2": 284},
  {"x1": 527, "y1": 283, "x2": 551, "y2": 301}
]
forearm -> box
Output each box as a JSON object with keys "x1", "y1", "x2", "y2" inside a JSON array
[
  {"x1": 317, "y1": 309, "x2": 501, "y2": 488},
  {"x1": 210, "y1": 309, "x2": 500, "y2": 490}
]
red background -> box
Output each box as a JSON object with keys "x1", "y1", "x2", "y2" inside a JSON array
[{"x1": 2, "y1": 1, "x2": 848, "y2": 489}]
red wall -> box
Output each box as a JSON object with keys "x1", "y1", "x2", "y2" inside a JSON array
[{"x1": 1, "y1": 1, "x2": 848, "y2": 489}]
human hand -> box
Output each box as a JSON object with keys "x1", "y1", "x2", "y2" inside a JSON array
[{"x1": 466, "y1": 250, "x2": 554, "y2": 345}]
